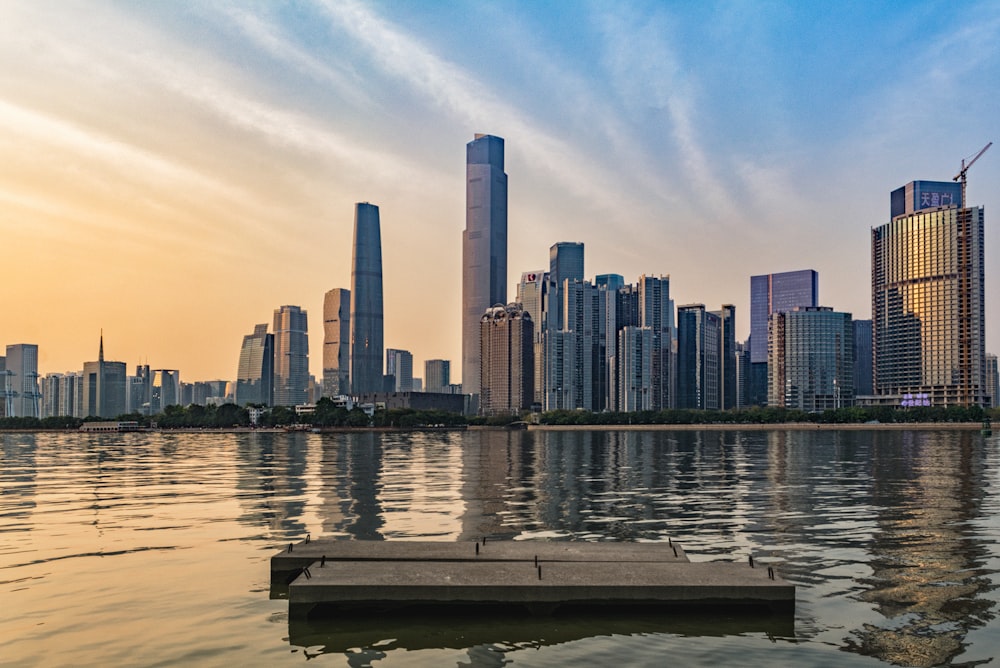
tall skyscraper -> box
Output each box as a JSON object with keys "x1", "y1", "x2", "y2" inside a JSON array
[
  {"x1": 273, "y1": 306, "x2": 309, "y2": 406},
  {"x1": 712, "y1": 305, "x2": 737, "y2": 410},
  {"x1": 5, "y1": 344, "x2": 40, "y2": 418},
  {"x1": 235, "y1": 324, "x2": 273, "y2": 406},
  {"x1": 424, "y1": 360, "x2": 451, "y2": 394},
  {"x1": 638, "y1": 275, "x2": 674, "y2": 410},
  {"x1": 385, "y1": 349, "x2": 414, "y2": 392},
  {"x1": 480, "y1": 303, "x2": 533, "y2": 416},
  {"x1": 517, "y1": 270, "x2": 548, "y2": 406},
  {"x1": 81, "y1": 335, "x2": 127, "y2": 418},
  {"x1": 129, "y1": 364, "x2": 151, "y2": 414},
  {"x1": 0, "y1": 356, "x2": 9, "y2": 418},
  {"x1": 462, "y1": 134, "x2": 507, "y2": 397},
  {"x1": 768, "y1": 307, "x2": 853, "y2": 411},
  {"x1": 677, "y1": 305, "x2": 720, "y2": 410},
  {"x1": 749, "y1": 269, "x2": 819, "y2": 405},
  {"x1": 873, "y1": 180, "x2": 985, "y2": 406},
  {"x1": 617, "y1": 326, "x2": 653, "y2": 412},
  {"x1": 323, "y1": 288, "x2": 351, "y2": 397},
  {"x1": 350, "y1": 203, "x2": 384, "y2": 395},
  {"x1": 985, "y1": 353, "x2": 999, "y2": 409}
]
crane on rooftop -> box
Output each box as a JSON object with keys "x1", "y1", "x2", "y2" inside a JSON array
[{"x1": 953, "y1": 142, "x2": 992, "y2": 206}]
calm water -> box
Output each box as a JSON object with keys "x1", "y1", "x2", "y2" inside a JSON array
[{"x1": 2, "y1": 429, "x2": 1000, "y2": 667}]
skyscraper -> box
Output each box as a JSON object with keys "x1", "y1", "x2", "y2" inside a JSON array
[
  {"x1": 873, "y1": 180, "x2": 985, "y2": 406},
  {"x1": 385, "y1": 349, "x2": 413, "y2": 392},
  {"x1": 712, "y1": 305, "x2": 737, "y2": 410},
  {"x1": 81, "y1": 335, "x2": 127, "y2": 418},
  {"x1": 5, "y1": 344, "x2": 40, "y2": 418},
  {"x1": 517, "y1": 270, "x2": 548, "y2": 406},
  {"x1": 350, "y1": 202, "x2": 384, "y2": 395},
  {"x1": 768, "y1": 307, "x2": 853, "y2": 411},
  {"x1": 852, "y1": 319, "x2": 873, "y2": 397},
  {"x1": 749, "y1": 269, "x2": 819, "y2": 405},
  {"x1": 638, "y1": 275, "x2": 673, "y2": 410},
  {"x1": 677, "y1": 305, "x2": 720, "y2": 410},
  {"x1": 150, "y1": 370, "x2": 181, "y2": 413},
  {"x1": 462, "y1": 134, "x2": 507, "y2": 398},
  {"x1": 323, "y1": 288, "x2": 351, "y2": 397},
  {"x1": 480, "y1": 303, "x2": 533, "y2": 416},
  {"x1": 235, "y1": 324, "x2": 273, "y2": 406},
  {"x1": 273, "y1": 306, "x2": 309, "y2": 406},
  {"x1": 424, "y1": 360, "x2": 451, "y2": 394}
]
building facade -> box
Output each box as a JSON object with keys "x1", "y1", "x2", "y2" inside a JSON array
[
  {"x1": 852, "y1": 319, "x2": 873, "y2": 397},
  {"x1": 81, "y1": 336, "x2": 127, "y2": 418},
  {"x1": 749, "y1": 269, "x2": 819, "y2": 405},
  {"x1": 424, "y1": 360, "x2": 451, "y2": 394},
  {"x1": 873, "y1": 180, "x2": 985, "y2": 406},
  {"x1": 235, "y1": 324, "x2": 273, "y2": 406},
  {"x1": 677, "y1": 305, "x2": 720, "y2": 410},
  {"x1": 323, "y1": 288, "x2": 351, "y2": 398},
  {"x1": 5, "y1": 344, "x2": 40, "y2": 418},
  {"x1": 768, "y1": 307, "x2": 854, "y2": 411},
  {"x1": 150, "y1": 370, "x2": 181, "y2": 413},
  {"x1": 273, "y1": 305, "x2": 309, "y2": 406},
  {"x1": 480, "y1": 303, "x2": 533, "y2": 416},
  {"x1": 462, "y1": 134, "x2": 508, "y2": 398},
  {"x1": 350, "y1": 203, "x2": 384, "y2": 395},
  {"x1": 385, "y1": 349, "x2": 414, "y2": 392}
]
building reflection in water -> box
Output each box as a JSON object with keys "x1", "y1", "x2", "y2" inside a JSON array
[{"x1": 843, "y1": 430, "x2": 995, "y2": 667}]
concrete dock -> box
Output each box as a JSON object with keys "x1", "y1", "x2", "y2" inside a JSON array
[{"x1": 271, "y1": 539, "x2": 794, "y2": 619}]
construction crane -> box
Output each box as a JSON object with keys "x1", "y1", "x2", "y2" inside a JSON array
[{"x1": 953, "y1": 141, "x2": 992, "y2": 206}]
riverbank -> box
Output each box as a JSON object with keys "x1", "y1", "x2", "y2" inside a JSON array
[{"x1": 527, "y1": 422, "x2": 988, "y2": 431}]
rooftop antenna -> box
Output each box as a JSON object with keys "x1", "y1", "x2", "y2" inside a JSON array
[{"x1": 953, "y1": 142, "x2": 992, "y2": 206}]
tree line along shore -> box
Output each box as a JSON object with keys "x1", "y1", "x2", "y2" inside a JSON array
[{"x1": 0, "y1": 398, "x2": 995, "y2": 431}]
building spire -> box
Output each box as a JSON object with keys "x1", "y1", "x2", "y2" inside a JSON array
[{"x1": 99, "y1": 330, "x2": 104, "y2": 363}]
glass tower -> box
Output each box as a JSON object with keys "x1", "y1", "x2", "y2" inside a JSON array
[
  {"x1": 273, "y1": 306, "x2": 309, "y2": 406},
  {"x1": 236, "y1": 324, "x2": 273, "y2": 406},
  {"x1": 350, "y1": 203, "x2": 384, "y2": 395},
  {"x1": 462, "y1": 134, "x2": 507, "y2": 397},
  {"x1": 768, "y1": 307, "x2": 854, "y2": 411},
  {"x1": 323, "y1": 288, "x2": 350, "y2": 397},
  {"x1": 873, "y1": 181, "x2": 985, "y2": 406}
]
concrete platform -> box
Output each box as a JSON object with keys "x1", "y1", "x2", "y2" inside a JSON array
[{"x1": 272, "y1": 540, "x2": 794, "y2": 619}]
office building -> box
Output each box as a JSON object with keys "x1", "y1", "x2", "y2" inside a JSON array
[
  {"x1": 273, "y1": 306, "x2": 309, "y2": 406},
  {"x1": 749, "y1": 269, "x2": 819, "y2": 405},
  {"x1": 768, "y1": 307, "x2": 853, "y2": 411},
  {"x1": 617, "y1": 326, "x2": 653, "y2": 412},
  {"x1": 150, "y1": 370, "x2": 181, "y2": 413},
  {"x1": 350, "y1": 203, "x2": 384, "y2": 395},
  {"x1": 638, "y1": 275, "x2": 674, "y2": 410},
  {"x1": 853, "y1": 320, "x2": 873, "y2": 397},
  {"x1": 0, "y1": 356, "x2": 8, "y2": 418},
  {"x1": 462, "y1": 134, "x2": 508, "y2": 398},
  {"x1": 41, "y1": 373, "x2": 61, "y2": 418},
  {"x1": 424, "y1": 360, "x2": 451, "y2": 394},
  {"x1": 323, "y1": 288, "x2": 351, "y2": 397},
  {"x1": 81, "y1": 335, "x2": 127, "y2": 418},
  {"x1": 480, "y1": 303, "x2": 533, "y2": 416},
  {"x1": 236, "y1": 324, "x2": 274, "y2": 406},
  {"x1": 677, "y1": 305, "x2": 720, "y2": 410},
  {"x1": 713, "y1": 305, "x2": 737, "y2": 410},
  {"x1": 386, "y1": 349, "x2": 414, "y2": 392},
  {"x1": 985, "y1": 353, "x2": 998, "y2": 408},
  {"x1": 5, "y1": 344, "x2": 40, "y2": 418},
  {"x1": 517, "y1": 270, "x2": 548, "y2": 405},
  {"x1": 873, "y1": 180, "x2": 985, "y2": 406},
  {"x1": 128, "y1": 364, "x2": 151, "y2": 414}
]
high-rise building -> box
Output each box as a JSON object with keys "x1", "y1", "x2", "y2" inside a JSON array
[
  {"x1": 873, "y1": 180, "x2": 984, "y2": 406},
  {"x1": 677, "y1": 305, "x2": 720, "y2": 410},
  {"x1": 462, "y1": 134, "x2": 507, "y2": 398},
  {"x1": 273, "y1": 306, "x2": 309, "y2": 406},
  {"x1": 424, "y1": 360, "x2": 451, "y2": 394},
  {"x1": 712, "y1": 305, "x2": 737, "y2": 410},
  {"x1": 236, "y1": 324, "x2": 273, "y2": 406},
  {"x1": 128, "y1": 364, "x2": 151, "y2": 414},
  {"x1": 350, "y1": 203, "x2": 384, "y2": 395},
  {"x1": 386, "y1": 349, "x2": 413, "y2": 392},
  {"x1": 323, "y1": 288, "x2": 351, "y2": 397},
  {"x1": 617, "y1": 326, "x2": 653, "y2": 412},
  {"x1": 852, "y1": 320, "x2": 873, "y2": 397},
  {"x1": 0, "y1": 356, "x2": 9, "y2": 418},
  {"x1": 150, "y1": 370, "x2": 181, "y2": 413},
  {"x1": 480, "y1": 303, "x2": 533, "y2": 416},
  {"x1": 81, "y1": 335, "x2": 127, "y2": 418},
  {"x1": 768, "y1": 307, "x2": 853, "y2": 411},
  {"x1": 985, "y1": 353, "x2": 999, "y2": 409},
  {"x1": 59, "y1": 372, "x2": 81, "y2": 417},
  {"x1": 638, "y1": 275, "x2": 673, "y2": 410},
  {"x1": 749, "y1": 269, "x2": 819, "y2": 405},
  {"x1": 41, "y1": 373, "x2": 61, "y2": 418},
  {"x1": 5, "y1": 344, "x2": 40, "y2": 418},
  {"x1": 543, "y1": 242, "x2": 588, "y2": 411},
  {"x1": 517, "y1": 270, "x2": 548, "y2": 406}
]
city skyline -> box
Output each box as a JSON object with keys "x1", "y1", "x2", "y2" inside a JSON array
[{"x1": 2, "y1": 2, "x2": 999, "y2": 381}]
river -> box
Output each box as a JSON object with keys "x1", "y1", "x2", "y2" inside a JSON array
[{"x1": 2, "y1": 429, "x2": 999, "y2": 667}]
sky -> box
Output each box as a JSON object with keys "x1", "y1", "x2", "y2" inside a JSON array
[{"x1": 2, "y1": 0, "x2": 1000, "y2": 384}]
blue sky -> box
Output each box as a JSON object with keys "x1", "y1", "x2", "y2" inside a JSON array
[{"x1": 2, "y1": 0, "x2": 999, "y2": 381}]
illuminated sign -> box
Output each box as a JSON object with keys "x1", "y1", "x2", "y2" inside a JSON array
[{"x1": 900, "y1": 393, "x2": 931, "y2": 407}]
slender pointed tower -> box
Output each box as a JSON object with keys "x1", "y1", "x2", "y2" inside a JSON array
[{"x1": 350, "y1": 202, "x2": 384, "y2": 395}]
